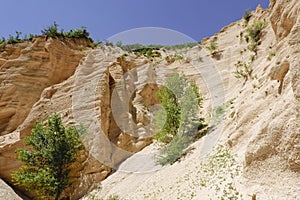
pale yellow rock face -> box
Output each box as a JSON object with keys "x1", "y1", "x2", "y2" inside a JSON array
[
  {"x1": 0, "y1": 179, "x2": 22, "y2": 200},
  {"x1": 0, "y1": 40, "x2": 160, "y2": 199},
  {"x1": 81, "y1": 1, "x2": 300, "y2": 199},
  {"x1": 0, "y1": 37, "x2": 102, "y2": 199},
  {"x1": 1, "y1": 0, "x2": 300, "y2": 199},
  {"x1": 0, "y1": 36, "x2": 88, "y2": 136}
]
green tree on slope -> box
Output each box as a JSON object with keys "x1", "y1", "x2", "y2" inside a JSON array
[
  {"x1": 12, "y1": 114, "x2": 84, "y2": 200},
  {"x1": 154, "y1": 72, "x2": 207, "y2": 165}
]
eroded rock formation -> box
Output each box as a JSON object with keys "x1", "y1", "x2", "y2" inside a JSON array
[{"x1": 1, "y1": 0, "x2": 300, "y2": 199}]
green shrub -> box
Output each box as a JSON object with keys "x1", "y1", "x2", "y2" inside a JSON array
[
  {"x1": 233, "y1": 60, "x2": 253, "y2": 81},
  {"x1": 133, "y1": 47, "x2": 161, "y2": 59},
  {"x1": 210, "y1": 105, "x2": 226, "y2": 126},
  {"x1": 156, "y1": 134, "x2": 191, "y2": 165},
  {"x1": 244, "y1": 20, "x2": 267, "y2": 52},
  {"x1": 11, "y1": 114, "x2": 84, "y2": 200},
  {"x1": 174, "y1": 54, "x2": 184, "y2": 60},
  {"x1": 115, "y1": 40, "x2": 122, "y2": 47},
  {"x1": 7, "y1": 31, "x2": 22, "y2": 44},
  {"x1": 41, "y1": 22, "x2": 61, "y2": 38},
  {"x1": 1, "y1": 31, "x2": 35, "y2": 45},
  {"x1": 41, "y1": 22, "x2": 92, "y2": 42},
  {"x1": 247, "y1": 20, "x2": 266, "y2": 43},
  {"x1": 243, "y1": 10, "x2": 252, "y2": 23},
  {"x1": 65, "y1": 26, "x2": 90, "y2": 39},
  {"x1": 154, "y1": 73, "x2": 207, "y2": 165}
]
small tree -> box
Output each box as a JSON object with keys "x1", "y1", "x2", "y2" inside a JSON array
[
  {"x1": 154, "y1": 73, "x2": 207, "y2": 165},
  {"x1": 115, "y1": 40, "x2": 122, "y2": 47},
  {"x1": 41, "y1": 22, "x2": 61, "y2": 38},
  {"x1": 12, "y1": 114, "x2": 84, "y2": 200}
]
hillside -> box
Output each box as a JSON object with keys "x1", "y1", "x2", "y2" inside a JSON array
[{"x1": 0, "y1": 0, "x2": 300, "y2": 199}]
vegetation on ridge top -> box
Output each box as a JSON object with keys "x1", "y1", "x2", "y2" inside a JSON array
[{"x1": 0, "y1": 22, "x2": 95, "y2": 47}]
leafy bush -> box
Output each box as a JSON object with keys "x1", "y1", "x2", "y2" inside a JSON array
[
  {"x1": 65, "y1": 26, "x2": 90, "y2": 39},
  {"x1": 41, "y1": 22, "x2": 92, "y2": 42},
  {"x1": 0, "y1": 31, "x2": 35, "y2": 45},
  {"x1": 115, "y1": 40, "x2": 122, "y2": 47},
  {"x1": 11, "y1": 114, "x2": 84, "y2": 200},
  {"x1": 41, "y1": 22, "x2": 61, "y2": 38},
  {"x1": 233, "y1": 60, "x2": 253, "y2": 81},
  {"x1": 244, "y1": 20, "x2": 267, "y2": 52},
  {"x1": 156, "y1": 134, "x2": 191, "y2": 165},
  {"x1": 0, "y1": 23, "x2": 94, "y2": 49},
  {"x1": 247, "y1": 20, "x2": 266, "y2": 43},
  {"x1": 154, "y1": 73, "x2": 207, "y2": 165}
]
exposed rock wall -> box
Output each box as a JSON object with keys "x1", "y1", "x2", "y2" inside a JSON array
[
  {"x1": 0, "y1": 36, "x2": 88, "y2": 136},
  {"x1": 0, "y1": 43, "x2": 164, "y2": 199},
  {"x1": 1, "y1": 0, "x2": 300, "y2": 199},
  {"x1": 0, "y1": 179, "x2": 22, "y2": 200},
  {"x1": 241, "y1": 0, "x2": 300, "y2": 170},
  {"x1": 80, "y1": 1, "x2": 300, "y2": 199},
  {"x1": 0, "y1": 37, "x2": 92, "y2": 198}
]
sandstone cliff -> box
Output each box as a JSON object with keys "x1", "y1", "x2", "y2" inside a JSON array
[
  {"x1": 81, "y1": 0, "x2": 300, "y2": 199},
  {"x1": 0, "y1": 179, "x2": 22, "y2": 200},
  {"x1": 1, "y1": 0, "x2": 300, "y2": 199}
]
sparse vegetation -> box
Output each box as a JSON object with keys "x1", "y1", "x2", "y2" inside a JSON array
[
  {"x1": 267, "y1": 51, "x2": 276, "y2": 61},
  {"x1": 0, "y1": 22, "x2": 97, "y2": 50},
  {"x1": 142, "y1": 145, "x2": 242, "y2": 199},
  {"x1": 206, "y1": 37, "x2": 222, "y2": 59},
  {"x1": 119, "y1": 42, "x2": 198, "y2": 52},
  {"x1": 41, "y1": 22, "x2": 60, "y2": 38},
  {"x1": 115, "y1": 40, "x2": 122, "y2": 47},
  {"x1": 174, "y1": 54, "x2": 184, "y2": 61},
  {"x1": 11, "y1": 114, "x2": 84, "y2": 200},
  {"x1": 233, "y1": 60, "x2": 253, "y2": 82},
  {"x1": 210, "y1": 105, "x2": 226, "y2": 126},
  {"x1": 243, "y1": 9, "x2": 252, "y2": 24},
  {"x1": 107, "y1": 195, "x2": 120, "y2": 200},
  {"x1": 87, "y1": 193, "x2": 120, "y2": 200},
  {"x1": 206, "y1": 37, "x2": 218, "y2": 52},
  {"x1": 156, "y1": 134, "x2": 191, "y2": 165},
  {"x1": 165, "y1": 54, "x2": 185, "y2": 64},
  {"x1": 0, "y1": 31, "x2": 35, "y2": 46},
  {"x1": 200, "y1": 146, "x2": 242, "y2": 199},
  {"x1": 133, "y1": 47, "x2": 161, "y2": 59},
  {"x1": 249, "y1": 54, "x2": 256, "y2": 62},
  {"x1": 41, "y1": 22, "x2": 92, "y2": 41},
  {"x1": 154, "y1": 73, "x2": 207, "y2": 165},
  {"x1": 244, "y1": 20, "x2": 267, "y2": 53}
]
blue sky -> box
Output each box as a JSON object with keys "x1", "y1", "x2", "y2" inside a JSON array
[{"x1": 0, "y1": 0, "x2": 269, "y2": 45}]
